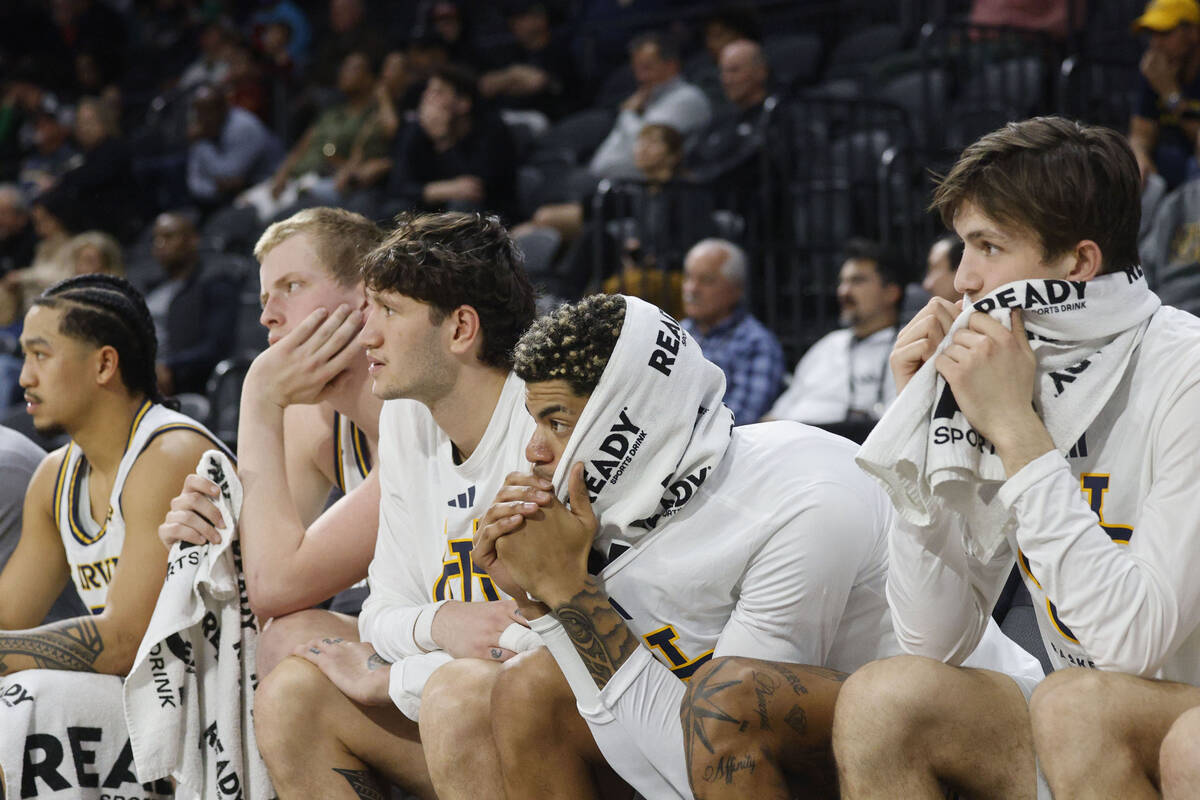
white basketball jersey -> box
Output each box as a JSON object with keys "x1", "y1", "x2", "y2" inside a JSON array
[
  {"x1": 54, "y1": 401, "x2": 229, "y2": 613},
  {"x1": 332, "y1": 410, "x2": 372, "y2": 493}
]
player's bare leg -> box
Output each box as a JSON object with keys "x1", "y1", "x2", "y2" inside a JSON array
[
  {"x1": 681, "y1": 656, "x2": 844, "y2": 799},
  {"x1": 1161, "y1": 705, "x2": 1200, "y2": 798},
  {"x1": 833, "y1": 655, "x2": 1036, "y2": 800},
  {"x1": 257, "y1": 608, "x2": 360, "y2": 676},
  {"x1": 418, "y1": 657, "x2": 507, "y2": 799},
  {"x1": 254, "y1": 656, "x2": 435, "y2": 800},
  {"x1": 1031, "y1": 667, "x2": 1200, "y2": 799},
  {"x1": 489, "y1": 648, "x2": 635, "y2": 800}
]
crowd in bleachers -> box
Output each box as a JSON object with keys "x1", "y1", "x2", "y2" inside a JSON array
[{"x1": 2, "y1": 0, "x2": 1182, "y2": 448}]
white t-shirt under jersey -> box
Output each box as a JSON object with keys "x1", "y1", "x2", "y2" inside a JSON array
[
  {"x1": 887, "y1": 304, "x2": 1200, "y2": 682},
  {"x1": 358, "y1": 373, "x2": 534, "y2": 705}
]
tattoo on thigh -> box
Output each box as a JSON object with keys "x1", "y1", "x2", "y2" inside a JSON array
[
  {"x1": 0, "y1": 618, "x2": 104, "y2": 673},
  {"x1": 752, "y1": 670, "x2": 778, "y2": 731},
  {"x1": 332, "y1": 767, "x2": 385, "y2": 800},
  {"x1": 785, "y1": 705, "x2": 807, "y2": 736},
  {"x1": 366, "y1": 653, "x2": 388, "y2": 671},
  {"x1": 702, "y1": 752, "x2": 757, "y2": 785},
  {"x1": 681, "y1": 658, "x2": 745, "y2": 781}
]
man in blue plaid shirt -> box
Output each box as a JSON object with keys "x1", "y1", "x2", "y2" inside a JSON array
[{"x1": 680, "y1": 238, "x2": 783, "y2": 423}]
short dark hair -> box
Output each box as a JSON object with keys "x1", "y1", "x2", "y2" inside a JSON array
[
  {"x1": 33, "y1": 274, "x2": 164, "y2": 402},
  {"x1": 362, "y1": 212, "x2": 536, "y2": 369},
  {"x1": 931, "y1": 116, "x2": 1140, "y2": 275},
  {"x1": 843, "y1": 237, "x2": 906, "y2": 287},
  {"x1": 514, "y1": 294, "x2": 626, "y2": 395},
  {"x1": 629, "y1": 31, "x2": 682, "y2": 64},
  {"x1": 430, "y1": 63, "x2": 479, "y2": 106}
]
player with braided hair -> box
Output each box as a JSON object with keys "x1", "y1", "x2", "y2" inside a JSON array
[{"x1": 0, "y1": 272, "x2": 228, "y2": 677}]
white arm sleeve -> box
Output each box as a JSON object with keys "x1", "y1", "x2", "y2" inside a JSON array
[
  {"x1": 357, "y1": 409, "x2": 447, "y2": 661},
  {"x1": 885, "y1": 508, "x2": 1011, "y2": 665},
  {"x1": 1001, "y1": 382, "x2": 1200, "y2": 674}
]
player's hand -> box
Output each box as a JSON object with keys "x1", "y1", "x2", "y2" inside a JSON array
[
  {"x1": 158, "y1": 473, "x2": 226, "y2": 549},
  {"x1": 494, "y1": 462, "x2": 597, "y2": 608},
  {"x1": 935, "y1": 309, "x2": 1040, "y2": 442},
  {"x1": 247, "y1": 304, "x2": 363, "y2": 408},
  {"x1": 430, "y1": 599, "x2": 527, "y2": 662},
  {"x1": 890, "y1": 297, "x2": 960, "y2": 394},
  {"x1": 295, "y1": 638, "x2": 391, "y2": 706}
]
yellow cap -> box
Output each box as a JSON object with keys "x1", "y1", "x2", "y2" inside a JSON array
[{"x1": 1133, "y1": 0, "x2": 1200, "y2": 32}]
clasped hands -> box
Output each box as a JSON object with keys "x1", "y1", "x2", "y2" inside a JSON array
[{"x1": 472, "y1": 463, "x2": 598, "y2": 613}]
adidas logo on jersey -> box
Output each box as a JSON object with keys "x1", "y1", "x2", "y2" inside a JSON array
[{"x1": 447, "y1": 485, "x2": 477, "y2": 508}]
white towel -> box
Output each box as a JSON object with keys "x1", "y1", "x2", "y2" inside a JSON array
[
  {"x1": 0, "y1": 670, "x2": 174, "y2": 799},
  {"x1": 123, "y1": 450, "x2": 274, "y2": 800},
  {"x1": 549, "y1": 295, "x2": 735, "y2": 552},
  {"x1": 857, "y1": 268, "x2": 1160, "y2": 562}
]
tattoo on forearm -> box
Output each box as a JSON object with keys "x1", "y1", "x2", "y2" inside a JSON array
[
  {"x1": 0, "y1": 618, "x2": 104, "y2": 673},
  {"x1": 332, "y1": 767, "x2": 385, "y2": 800},
  {"x1": 551, "y1": 577, "x2": 639, "y2": 690},
  {"x1": 366, "y1": 653, "x2": 388, "y2": 671}
]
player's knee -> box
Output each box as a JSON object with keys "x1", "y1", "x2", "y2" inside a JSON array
[
  {"x1": 256, "y1": 609, "x2": 331, "y2": 677},
  {"x1": 1029, "y1": 668, "x2": 1112, "y2": 748},
  {"x1": 254, "y1": 656, "x2": 328, "y2": 759},
  {"x1": 421, "y1": 658, "x2": 499, "y2": 736},
  {"x1": 833, "y1": 656, "x2": 947, "y2": 760},
  {"x1": 491, "y1": 649, "x2": 574, "y2": 748},
  {"x1": 1160, "y1": 706, "x2": 1200, "y2": 796}
]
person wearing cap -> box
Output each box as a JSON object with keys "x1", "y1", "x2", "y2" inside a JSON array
[{"x1": 1130, "y1": 0, "x2": 1200, "y2": 189}]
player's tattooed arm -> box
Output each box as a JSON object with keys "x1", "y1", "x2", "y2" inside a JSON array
[
  {"x1": 332, "y1": 767, "x2": 386, "y2": 800},
  {"x1": 0, "y1": 618, "x2": 104, "y2": 674},
  {"x1": 550, "y1": 576, "x2": 639, "y2": 690}
]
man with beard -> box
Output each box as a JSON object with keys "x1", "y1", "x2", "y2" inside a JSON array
[{"x1": 765, "y1": 238, "x2": 903, "y2": 425}]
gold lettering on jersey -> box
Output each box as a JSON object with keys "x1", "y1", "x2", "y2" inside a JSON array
[
  {"x1": 76, "y1": 556, "x2": 119, "y2": 590},
  {"x1": 1020, "y1": 473, "x2": 1134, "y2": 646},
  {"x1": 643, "y1": 624, "x2": 713, "y2": 681},
  {"x1": 432, "y1": 532, "x2": 500, "y2": 602}
]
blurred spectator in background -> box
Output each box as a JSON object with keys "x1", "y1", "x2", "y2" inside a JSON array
[
  {"x1": 688, "y1": 38, "x2": 778, "y2": 197},
  {"x1": 590, "y1": 31, "x2": 712, "y2": 180},
  {"x1": 144, "y1": 212, "x2": 237, "y2": 396},
  {"x1": 237, "y1": 51, "x2": 379, "y2": 223},
  {"x1": 922, "y1": 233, "x2": 963, "y2": 302},
  {"x1": 480, "y1": 1, "x2": 581, "y2": 119},
  {"x1": 250, "y1": 0, "x2": 312, "y2": 68},
  {"x1": 18, "y1": 97, "x2": 77, "y2": 200},
  {"x1": 40, "y1": 96, "x2": 137, "y2": 241},
  {"x1": 309, "y1": 0, "x2": 386, "y2": 91},
  {"x1": 65, "y1": 230, "x2": 124, "y2": 278},
  {"x1": 680, "y1": 238, "x2": 783, "y2": 424},
  {"x1": 384, "y1": 63, "x2": 517, "y2": 216},
  {"x1": 403, "y1": 35, "x2": 452, "y2": 109},
  {"x1": 767, "y1": 238, "x2": 903, "y2": 426},
  {"x1": 187, "y1": 84, "x2": 283, "y2": 209},
  {"x1": 701, "y1": 6, "x2": 761, "y2": 62},
  {"x1": 0, "y1": 185, "x2": 36, "y2": 278},
  {"x1": 1129, "y1": 0, "x2": 1200, "y2": 189},
  {"x1": 179, "y1": 20, "x2": 236, "y2": 92},
  {"x1": 424, "y1": 1, "x2": 482, "y2": 70},
  {"x1": 0, "y1": 194, "x2": 75, "y2": 327}
]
